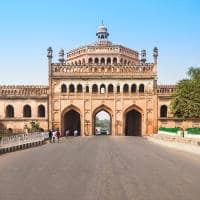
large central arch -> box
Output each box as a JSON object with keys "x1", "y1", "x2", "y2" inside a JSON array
[
  {"x1": 62, "y1": 105, "x2": 81, "y2": 136},
  {"x1": 92, "y1": 105, "x2": 113, "y2": 135},
  {"x1": 124, "y1": 105, "x2": 142, "y2": 136}
]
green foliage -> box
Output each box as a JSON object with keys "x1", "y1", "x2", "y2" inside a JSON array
[
  {"x1": 24, "y1": 121, "x2": 41, "y2": 133},
  {"x1": 186, "y1": 128, "x2": 200, "y2": 135},
  {"x1": 170, "y1": 67, "x2": 200, "y2": 119},
  {"x1": 95, "y1": 117, "x2": 110, "y2": 130},
  {"x1": 30, "y1": 121, "x2": 40, "y2": 132},
  {"x1": 159, "y1": 127, "x2": 181, "y2": 133}
]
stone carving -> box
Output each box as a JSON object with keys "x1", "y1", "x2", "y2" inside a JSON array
[
  {"x1": 54, "y1": 101, "x2": 59, "y2": 110},
  {"x1": 147, "y1": 99, "x2": 152, "y2": 109},
  {"x1": 52, "y1": 63, "x2": 155, "y2": 78}
]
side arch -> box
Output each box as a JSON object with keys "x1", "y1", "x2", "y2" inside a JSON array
[
  {"x1": 61, "y1": 105, "x2": 82, "y2": 136},
  {"x1": 123, "y1": 105, "x2": 143, "y2": 136}
]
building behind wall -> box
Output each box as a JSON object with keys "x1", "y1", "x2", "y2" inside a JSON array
[{"x1": 0, "y1": 24, "x2": 199, "y2": 135}]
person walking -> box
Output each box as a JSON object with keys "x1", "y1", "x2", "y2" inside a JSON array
[
  {"x1": 65, "y1": 129, "x2": 69, "y2": 137},
  {"x1": 48, "y1": 129, "x2": 53, "y2": 143},
  {"x1": 52, "y1": 130, "x2": 56, "y2": 143},
  {"x1": 56, "y1": 129, "x2": 61, "y2": 143},
  {"x1": 74, "y1": 129, "x2": 78, "y2": 137}
]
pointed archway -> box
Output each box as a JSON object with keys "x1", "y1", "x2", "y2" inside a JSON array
[
  {"x1": 62, "y1": 105, "x2": 81, "y2": 136},
  {"x1": 124, "y1": 105, "x2": 142, "y2": 136},
  {"x1": 92, "y1": 105, "x2": 113, "y2": 135},
  {"x1": 94, "y1": 110, "x2": 111, "y2": 135}
]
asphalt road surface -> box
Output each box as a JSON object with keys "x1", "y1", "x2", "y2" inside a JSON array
[{"x1": 0, "y1": 136, "x2": 200, "y2": 200}]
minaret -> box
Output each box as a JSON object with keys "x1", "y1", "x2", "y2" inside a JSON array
[
  {"x1": 47, "y1": 47, "x2": 53, "y2": 130},
  {"x1": 47, "y1": 47, "x2": 53, "y2": 65},
  {"x1": 153, "y1": 47, "x2": 158, "y2": 96},
  {"x1": 141, "y1": 49, "x2": 147, "y2": 63},
  {"x1": 153, "y1": 47, "x2": 158, "y2": 65},
  {"x1": 58, "y1": 49, "x2": 65, "y2": 64}
]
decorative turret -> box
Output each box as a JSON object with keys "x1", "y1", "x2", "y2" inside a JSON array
[
  {"x1": 141, "y1": 49, "x2": 146, "y2": 63},
  {"x1": 47, "y1": 47, "x2": 53, "y2": 59},
  {"x1": 153, "y1": 47, "x2": 158, "y2": 65},
  {"x1": 58, "y1": 49, "x2": 65, "y2": 64},
  {"x1": 96, "y1": 22, "x2": 109, "y2": 41}
]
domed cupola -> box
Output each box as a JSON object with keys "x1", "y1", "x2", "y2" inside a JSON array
[{"x1": 96, "y1": 22, "x2": 109, "y2": 41}]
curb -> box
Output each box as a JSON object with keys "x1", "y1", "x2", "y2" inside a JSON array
[
  {"x1": 0, "y1": 140, "x2": 45, "y2": 155},
  {"x1": 146, "y1": 136, "x2": 200, "y2": 156}
]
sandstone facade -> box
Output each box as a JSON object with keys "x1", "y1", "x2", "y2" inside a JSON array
[{"x1": 0, "y1": 24, "x2": 199, "y2": 135}]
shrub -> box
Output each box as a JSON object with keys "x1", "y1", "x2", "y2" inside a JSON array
[{"x1": 186, "y1": 128, "x2": 200, "y2": 135}]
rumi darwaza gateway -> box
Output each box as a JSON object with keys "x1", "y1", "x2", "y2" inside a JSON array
[{"x1": 0, "y1": 24, "x2": 197, "y2": 136}]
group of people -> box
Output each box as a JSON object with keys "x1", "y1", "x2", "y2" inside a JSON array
[
  {"x1": 65, "y1": 129, "x2": 79, "y2": 137},
  {"x1": 48, "y1": 129, "x2": 61, "y2": 143},
  {"x1": 48, "y1": 129, "x2": 79, "y2": 143}
]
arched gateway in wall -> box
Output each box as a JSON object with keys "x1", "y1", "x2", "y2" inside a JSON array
[
  {"x1": 62, "y1": 105, "x2": 81, "y2": 136},
  {"x1": 124, "y1": 106, "x2": 143, "y2": 136},
  {"x1": 92, "y1": 105, "x2": 113, "y2": 135},
  {"x1": 48, "y1": 24, "x2": 157, "y2": 136}
]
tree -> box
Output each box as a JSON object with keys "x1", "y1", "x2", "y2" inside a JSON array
[
  {"x1": 170, "y1": 67, "x2": 200, "y2": 119},
  {"x1": 30, "y1": 121, "x2": 40, "y2": 132}
]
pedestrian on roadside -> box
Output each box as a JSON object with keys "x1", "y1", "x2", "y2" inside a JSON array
[
  {"x1": 74, "y1": 129, "x2": 78, "y2": 137},
  {"x1": 48, "y1": 129, "x2": 53, "y2": 143},
  {"x1": 65, "y1": 129, "x2": 69, "y2": 137},
  {"x1": 56, "y1": 129, "x2": 61, "y2": 143},
  {"x1": 52, "y1": 130, "x2": 56, "y2": 143}
]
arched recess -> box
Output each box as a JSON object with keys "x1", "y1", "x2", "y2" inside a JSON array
[
  {"x1": 139, "y1": 84, "x2": 145, "y2": 93},
  {"x1": 88, "y1": 57, "x2": 93, "y2": 64},
  {"x1": 94, "y1": 57, "x2": 99, "y2": 64},
  {"x1": 6, "y1": 105, "x2": 14, "y2": 118},
  {"x1": 62, "y1": 105, "x2": 81, "y2": 136},
  {"x1": 113, "y1": 57, "x2": 117, "y2": 65},
  {"x1": 100, "y1": 58, "x2": 105, "y2": 65},
  {"x1": 100, "y1": 84, "x2": 106, "y2": 94},
  {"x1": 38, "y1": 105, "x2": 45, "y2": 118},
  {"x1": 77, "y1": 84, "x2": 83, "y2": 93},
  {"x1": 61, "y1": 84, "x2": 67, "y2": 93},
  {"x1": 123, "y1": 84, "x2": 129, "y2": 93},
  {"x1": 123, "y1": 105, "x2": 143, "y2": 136},
  {"x1": 23, "y1": 105, "x2": 32, "y2": 118},
  {"x1": 85, "y1": 85, "x2": 89, "y2": 93},
  {"x1": 108, "y1": 84, "x2": 114, "y2": 93},
  {"x1": 131, "y1": 84, "x2": 137, "y2": 93},
  {"x1": 92, "y1": 84, "x2": 98, "y2": 93},
  {"x1": 69, "y1": 84, "x2": 75, "y2": 93},
  {"x1": 107, "y1": 57, "x2": 111, "y2": 65},
  {"x1": 160, "y1": 105, "x2": 168, "y2": 118},
  {"x1": 92, "y1": 105, "x2": 113, "y2": 135}
]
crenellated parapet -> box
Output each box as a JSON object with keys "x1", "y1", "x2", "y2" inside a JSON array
[
  {"x1": 0, "y1": 85, "x2": 49, "y2": 98},
  {"x1": 157, "y1": 85, "x2": 176, "y2": 96},
  {"x1": 51, "y1": 63, "x2": 156, "y2": 79}
]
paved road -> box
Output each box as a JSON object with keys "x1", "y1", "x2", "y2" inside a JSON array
[{"x1": 0, "y1": 136, "x2": 200, "y2": 200}]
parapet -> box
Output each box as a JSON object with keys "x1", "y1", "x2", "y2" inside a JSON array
[
  {"x1": 51, "y1": 63, "x2": 156, "y2": 79},
  {"x1": 157, "y1": 85, "x2": 176, "y2": 96},
  {"x1": 0, "y1": 85, "x2": 49, "y2": 98}
]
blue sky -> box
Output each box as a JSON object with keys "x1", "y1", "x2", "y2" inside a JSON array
[{"x1": 0, "y1": 0, "x2": 199, "y2": 85}]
